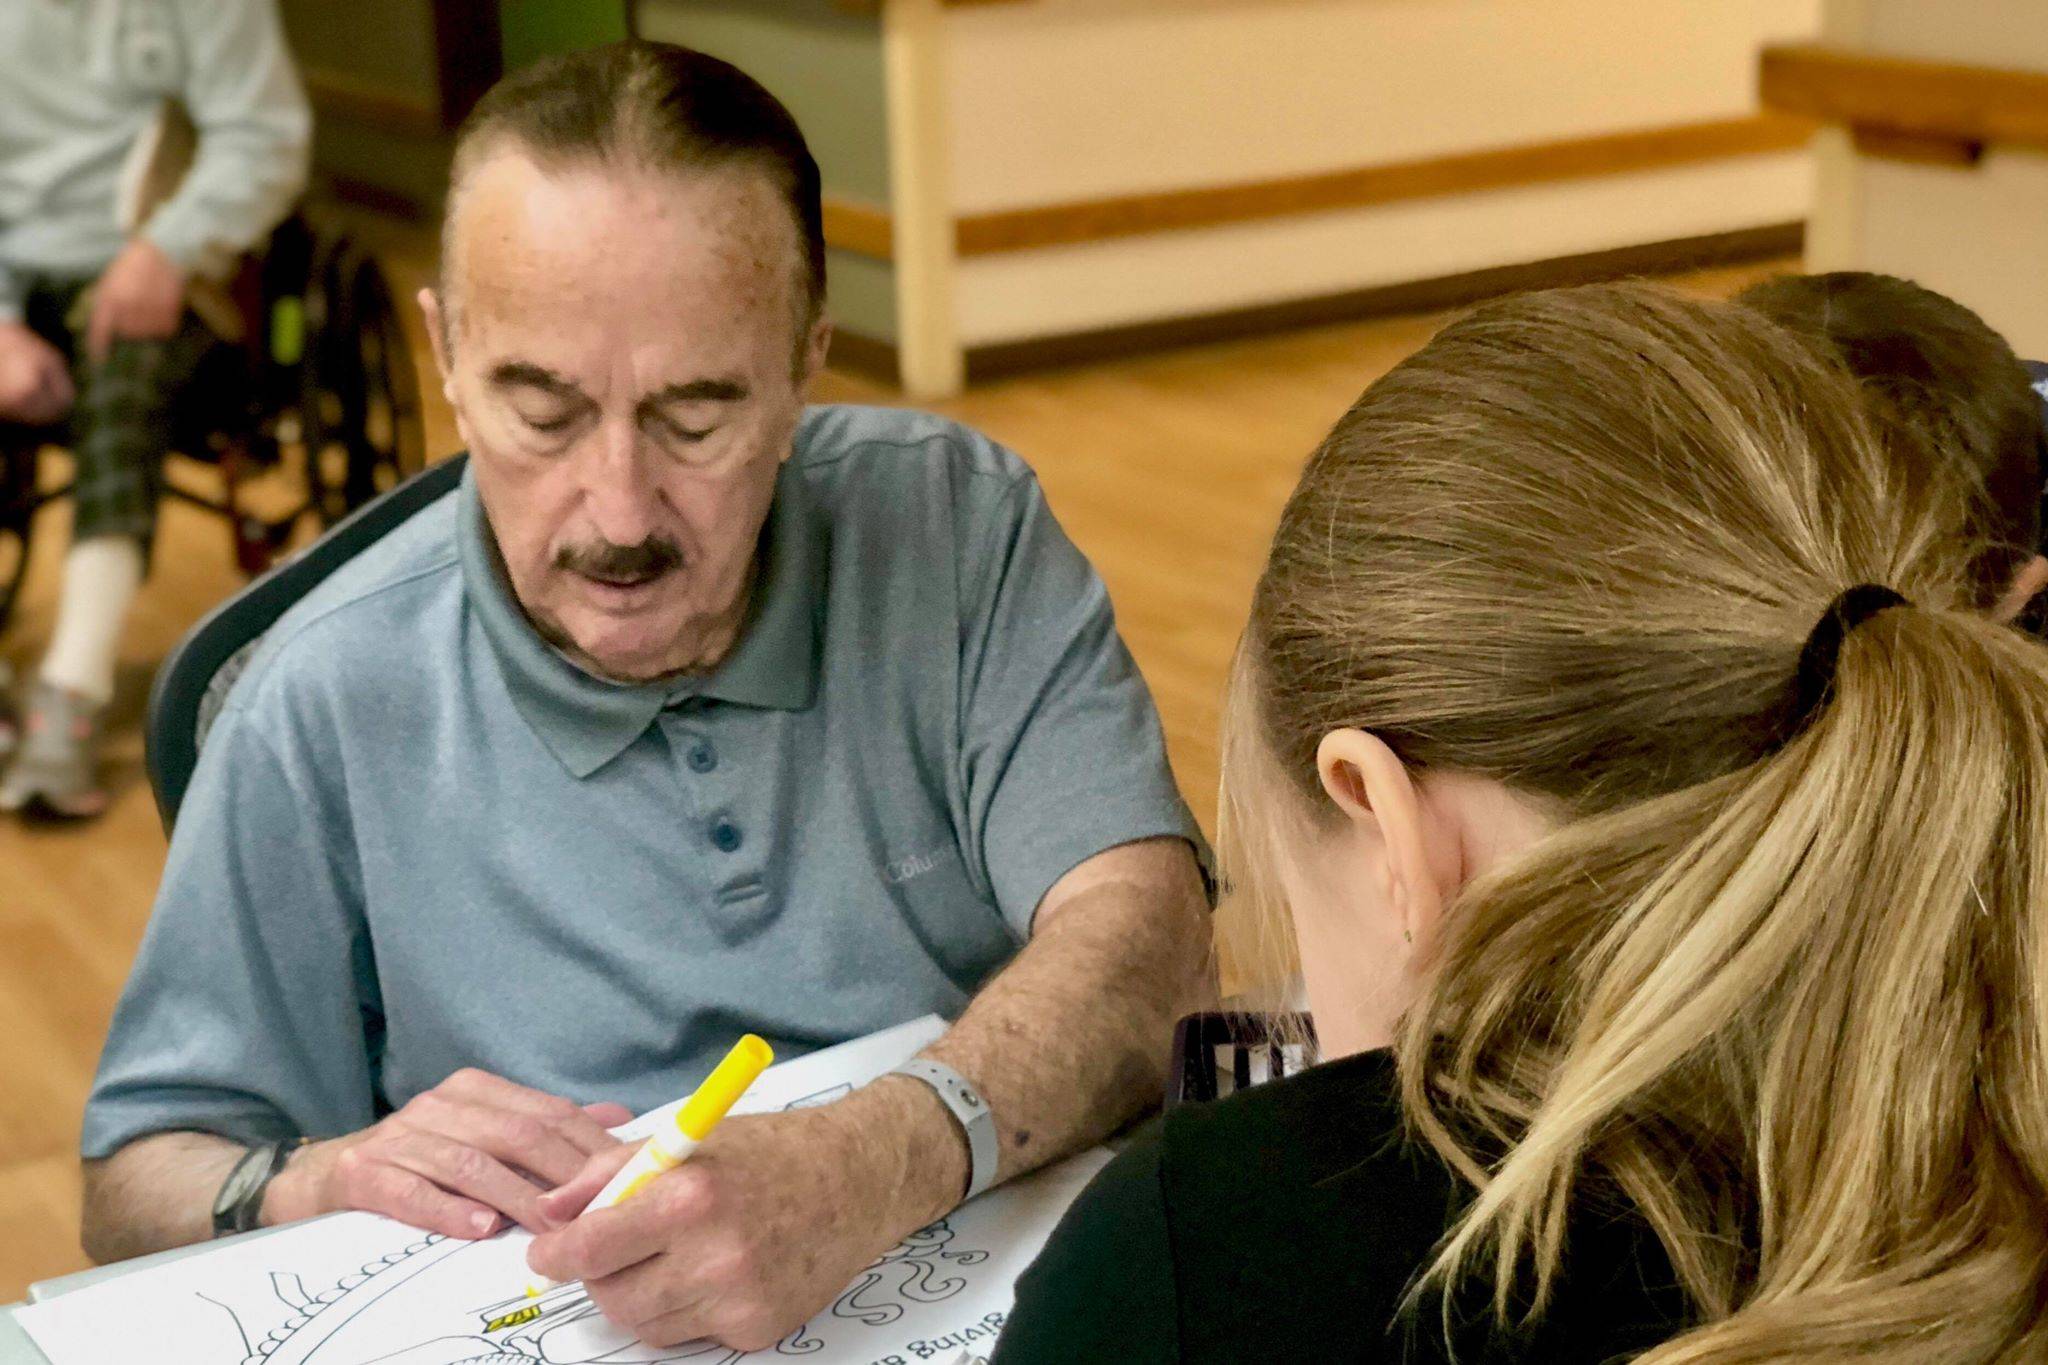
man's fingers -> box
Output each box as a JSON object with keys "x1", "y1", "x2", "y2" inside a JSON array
[
  {"x1": 528, "y1": 1175, "x2": 701, "y2": 1286},
  {"x1": 437, "y1": 1069, "x2": 627, "y2": 1157},
  {"x1": 35, "y1": 359, "x2": 73, "y2": 415},
  {"x1": 349, "y1": 1158, "x2": 504, "y2": 1240},
  {"x1": 409, "y1": 1090, "x2": 602, "y2": 1188},
  {"x1": 583, "y1": 1102, "x2": 634, "y2": 1129},
  {"x1": 13, "y1": 382, "x2": 62, "y2": 426},
  {"x1": 624, "y1": 1305, "x2": 708, "y2": 1351},
  {"x1": 379, "y1": 1131, "x2": 553, "y2": 1233},
  {"x1": 601, "y1": 1255, "x2": 786, "y2": 1354},
  {"x1": 538, "y1": 1142, "x2": 638, "y2": 1223},
  {"x1": 589, "y1": 1257, "x2": 721, "y2": 1349},
  {"x1": 83, "y1": 299, "x2": 114, "y2": 367},
  {"x1": 1, "y1": 354, "x2": 72, "y2": 425}
]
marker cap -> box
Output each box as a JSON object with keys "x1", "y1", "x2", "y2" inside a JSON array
[{"x1": 675, "y1": 1034, "x2": 775, "y2": 1142}]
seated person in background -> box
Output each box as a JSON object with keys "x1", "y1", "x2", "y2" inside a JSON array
[
  {"x1": 0, "y1": 0, "x2": 310, "y2": 816},
  {"x1": 1740, "y1": 270, "x2": 2048, "y2": 620},
  {"x1": 996, "y1": 283, "x2": 2048, "y2": 1363},
  {"x1": 80, "y1": 40, "x2": 1212, "y2": 1354}
]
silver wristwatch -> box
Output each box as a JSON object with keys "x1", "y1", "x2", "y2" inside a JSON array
[
  {"x1": 890, "y1": 1058, "x2": 998, "y2": 1202},
  {"x1": 212, "y1": 1139, "x2": 297, "y2": 1238}
]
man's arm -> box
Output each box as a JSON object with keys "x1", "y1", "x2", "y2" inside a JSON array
[
  {"x1": 902, "y1": 836, "x2": 1213, "y2": 1191},
  {"x1": 77, "y1": 672, "x2": 638, "y2": 1264},
  {"x1": 528, "y1": 837, "x2": 1212, "y2": 1350},
  {"x1": 143, "y1": 0, "x2": 310, "y2": 281},
  {"x1": 81, "y1": 1134, "x2": 244, "y2": 1265},
  {"x1": 82, "y1": 1079, "x2": 637, "y2": 1265}
]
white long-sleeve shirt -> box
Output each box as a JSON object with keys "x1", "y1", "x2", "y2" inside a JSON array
[{"x1": 0, "y1": 0, "x2": 311, "y2": 321}]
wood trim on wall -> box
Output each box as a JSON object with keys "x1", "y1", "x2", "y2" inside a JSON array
[
  {"x1": 822, "y1": 113, "x2": 1813, "y2": 264},
  {"x1": 821, "y1": 199, "x2": 895, "y2": 260},
  {"x1": 1761, "y1": 42, "x2": 2048, "y2": 156},
  {"x1": 953, "y1": 113, "x2": 1813, "y2": 256}
]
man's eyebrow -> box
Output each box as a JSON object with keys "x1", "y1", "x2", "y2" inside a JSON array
[
  {"x1": 646, "y1": 379, "x2": 751, "y2": 405},
  {"x1": 487, "y1": 361, "x2": 584, "y2": 397}
]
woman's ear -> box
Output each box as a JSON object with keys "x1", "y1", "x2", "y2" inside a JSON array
[
  {"x1": 1995, "y1": 554, "x2": 2048, "y2": 624},
  {"x1": 1315, "y1": 729, "x2": 1443, "y2": 946}
]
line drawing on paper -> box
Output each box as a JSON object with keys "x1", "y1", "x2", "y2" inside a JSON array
[
  {"x1": 199, "y1": 1214, "x2": 990, "y2": 1365},
  {"x1": 202, "y1": 1236, "x2": 742, "y2": 1365},
  {"x1": 775, "y1": 1219, "x2": 989, "y2": 1356}
]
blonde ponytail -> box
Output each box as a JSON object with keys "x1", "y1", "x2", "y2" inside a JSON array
[{"x1": 1222, "y1": 282, "x2": 2048, "y2": 1361}]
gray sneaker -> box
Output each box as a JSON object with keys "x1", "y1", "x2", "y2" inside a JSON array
[{"x1": 0, "y1": 680, "x2": 110, "y2": 819}]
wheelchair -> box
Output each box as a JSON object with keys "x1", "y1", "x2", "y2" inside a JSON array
[{"x1": 0, "y1": 211, "x2": 425, "y2": 632}]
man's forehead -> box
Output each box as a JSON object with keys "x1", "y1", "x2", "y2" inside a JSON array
[{"x1": 445, "y1": 148, "x2": 800, "y2": 331}]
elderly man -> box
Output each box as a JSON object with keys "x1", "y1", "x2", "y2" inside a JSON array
[
  {"x1": 0, "y1": 0, "x2": 310, "y2": 815},
  {"x1": 80, "y1": 40, "x2": 1211, "y2": 1352}
]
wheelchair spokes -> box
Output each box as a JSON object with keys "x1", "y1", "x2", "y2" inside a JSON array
[
  {"x1": 0, "y1": 213, "x2": 429, "y2": 636},
  {"x1": 0, "y1": 444, "x2": 37, "y2": 633}
]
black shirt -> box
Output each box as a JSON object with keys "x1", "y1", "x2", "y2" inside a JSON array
[{"x1": 995, "y1": 1050, "x2": 1692, "y2": 1363}]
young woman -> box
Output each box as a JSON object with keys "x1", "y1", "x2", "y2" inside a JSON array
[{"x1": 995, "y1": 283, "x2": 2048, "y2": 1364}]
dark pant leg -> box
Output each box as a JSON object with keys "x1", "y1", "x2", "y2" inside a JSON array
[{"x1": 63, "y1": 302, "x2": 216, "y2": 553}]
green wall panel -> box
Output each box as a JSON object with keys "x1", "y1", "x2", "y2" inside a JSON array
[
  {"x1": 635, "y1": 0, "x2": 891, "y2": 204},
  {"x1": 500, "y1": 0, "x2": 632, "y2": 73}
]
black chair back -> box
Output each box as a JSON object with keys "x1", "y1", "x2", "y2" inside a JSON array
[
  {"x1": 145, "y1": 455, "x2": 467, "y2": 832},
  {"x1": 1166, "y1": 1012, "x2": 1317, "y2": 1110}
]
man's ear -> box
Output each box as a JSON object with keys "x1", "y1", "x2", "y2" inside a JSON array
[
  {"x1": 800, "y1": 314, "x2": 833, "y2": 391},
  {"x1": 416, "y1": 287, "x2": 457, "y2": 404},
  {"x1": 1316, "y1": 728, "x2": 1442, "y2": 945}
]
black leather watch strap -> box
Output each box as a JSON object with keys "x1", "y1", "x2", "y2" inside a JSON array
[{"x1": 211, "y1": 1139, "x2": 298, "y2": 1238}]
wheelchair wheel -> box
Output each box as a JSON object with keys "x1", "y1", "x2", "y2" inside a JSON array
[
  {"x1": 0, "y1": 441, "x2": 34, "y2": 634},
  {"x1": 299, "y1": 237, "x2": 424, "y2": 530}
]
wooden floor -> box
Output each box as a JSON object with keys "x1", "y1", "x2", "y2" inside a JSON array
[{"x1": 0, "y1": 216, "x2": 1790, "y2": 1298}]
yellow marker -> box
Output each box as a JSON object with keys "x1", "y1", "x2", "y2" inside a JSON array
[{"x1": 516, "y1": 1035, "x2": 775, "y2": 1302}]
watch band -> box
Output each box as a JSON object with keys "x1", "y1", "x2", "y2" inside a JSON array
[
  {"x1": 890, "y1": 1059, "x2": 998, "y2": 1203},
  {"x1": 212, "y1": 1139, "x2": 297, "y2": 1238}
]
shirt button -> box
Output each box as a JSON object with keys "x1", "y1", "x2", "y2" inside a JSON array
[
  {"x1": 687, "y1": 741, "x2": 718, "y2": 773},
  {"x1": 711, "y1": 820, "x2": 742, "y2": 853}
]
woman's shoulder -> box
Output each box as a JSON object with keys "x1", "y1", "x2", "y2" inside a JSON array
[
  {"x1": 999, "y1": 1049, "x2": 1693, "y2": 1364},
  {"x1": 997, "y1": 1050, "x2": 1449, "y2": 1364},
  {"x1": 1150, "y1": 1050, "x2": 1472, "y2": 1355},
  {"x1": 994, "y1": 1107, "x2": 1182, "y2": 1363}
]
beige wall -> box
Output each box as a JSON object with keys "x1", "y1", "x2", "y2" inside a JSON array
[
  {"x1": 945, "y1": 0, "x2": 1816, "y2": 212},
  {"x1": 1809, "y1": 0, "x2": 2048, "y2": 356},
  {"x1": 1827, "y1": 0, "x2": 2048, "y2": 66},
  {"x1": 937, "y1": 0, "x2": 1822, "y2": 348}
]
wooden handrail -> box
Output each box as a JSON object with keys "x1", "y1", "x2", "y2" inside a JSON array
[
  {"x1": 815, "y1": 114, "x2": 1812, "y2": 263},
  {"x1": 1761, "y1": 42, "x2": 2048, "y2": 155},
  {"x1": 954, "y1": 114, "x2": 1811, "y2": 256}
]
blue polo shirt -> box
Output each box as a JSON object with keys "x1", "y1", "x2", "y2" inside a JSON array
[{"x1": 82, "y1": 405, "x2": 1204, "y2": 1156}]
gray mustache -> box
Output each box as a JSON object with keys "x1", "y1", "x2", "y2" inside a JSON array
[{"x1": 556, "y1": 537, "x2": 685, "y2": 583}]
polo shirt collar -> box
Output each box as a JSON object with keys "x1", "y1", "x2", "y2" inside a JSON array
[{"x1": 457, "y1": 461, "x2": 825, "y2": 779}]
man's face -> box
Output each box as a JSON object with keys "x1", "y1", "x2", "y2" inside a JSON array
[{"x1": 424, "y1": 150, "x2": 829, "y2": 683}]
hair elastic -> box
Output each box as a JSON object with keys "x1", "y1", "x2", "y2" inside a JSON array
[{"x1": 1784, "y1": 583, "x2": 1910, "y2": 739}]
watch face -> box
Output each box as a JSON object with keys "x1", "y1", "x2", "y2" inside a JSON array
[{"x1": 214, "y1": 1144, "x2": 273, "y2": 1233}]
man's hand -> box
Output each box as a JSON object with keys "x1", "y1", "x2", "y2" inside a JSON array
[
  {"x1": 0, "y1": 321, "x2": 74, "y2": 424},
  {"x1": 85, "y1": 238, "x2": 187, "y2": 364},
  {"x1": 262, "y1": 1069, "x2": 633, "y2": 1240},
  {"x1": 527, "y1": 1082, "x2": 957, "y2": 1352}
]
